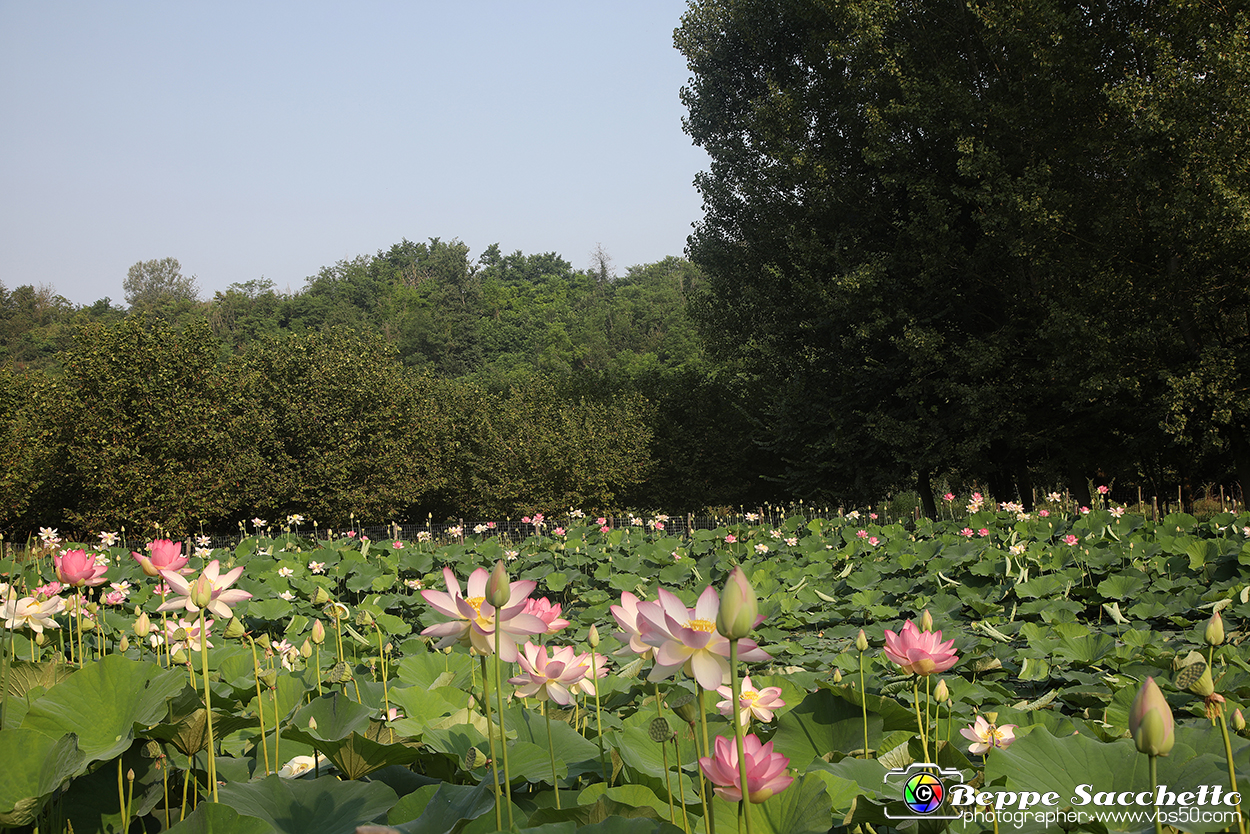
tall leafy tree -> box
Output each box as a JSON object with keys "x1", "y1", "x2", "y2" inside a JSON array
[
  {"x1": 675, "y1": 0, "x2": 1250, "y2": 509},
  {"x1": 123, "y1": 257, "x2": 200, "y2": 308}
]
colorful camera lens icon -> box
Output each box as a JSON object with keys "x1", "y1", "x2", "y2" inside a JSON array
[{"x1": 884, "y1": 763, "x2": 966, "y2": 820}]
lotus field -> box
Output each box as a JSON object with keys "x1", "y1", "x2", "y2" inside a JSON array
[{"x1": 2, "y1": 500, "x2": 1248, "y2": 834}]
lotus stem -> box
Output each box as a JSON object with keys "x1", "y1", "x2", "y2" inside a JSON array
[
  {"x1": 729, "y1": 639, "x2": 753, "y2": 834},
  {"x1": 480, "y1": 655, "x2": 503, "y2": 832},
  {"x1": 859, "y1": 650, "x2": 869, "y2": 758},
  {"x1": 1216, "y1": 710, "x2": 1247, "y2": 834},
  {"x1": 590, "y1": 648, "x2": 608, "y2": 783},
  {"x1": 198, "y1": 609, "x2": 218, "y2": 803},
  {"x1": 248, "y1": 636, "x2": 270, "y2": 775},
  {"x1": 1149, "y1": 755, "x2": 1163, "y2": 834},
  {"x1": 661, "y1": 731, "x2": 676, "y2": 825},
  {"x1": 493, "y1": 626, "x2": 514, "y2": 828},
  {"x1": 913, "y1": 677, "x2": 930, "y2": 762},
  {"x1": 546, "y1": 703, "x2": 561, "y2": 809},
  {"x1": 697, "y1": 686, "x2": 717, "y2": 834},
  {"x1": 672, "y1": 734, "x2": 691, "y2": 834}
]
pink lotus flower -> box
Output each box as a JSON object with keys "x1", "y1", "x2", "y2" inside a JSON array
[
  {"x1": 54, "y1": 549, "x2": 108, "y2": 588},
  {"x1": 572, "y1": 650, "x2": 610, "y2": 696},
  {"x1": 1038, "y1": 509, "x2": 1050, "y2": 517},
  {"x1": 961, "y1": 715, "x2": 1016, "y2": 754},
  {"x1": 1097, "y1": 485, "x2": 1109, "y2": 495},
  {"x1": 943, "y1": 493, "x2": 954, "y2": 501},
  {"x1": 133, "y1": 539, "x2": 189, "y2": 577},
  {"x1": 165, "y1": 616, "x2": 212, "y2": 653},
  {"x1": 699, "y1": 733, "x2": 793, "y2": 803},
  {"x1": 419, "y1": 566, "x2": 546, "y2": 662},
  {"x1": 34, "y1": 581, "x2": 64, "y2": 599},
  {"x1": 883, "y1": 619, "x2": 958, "y2": 676},
  {"x1": 610, "y1": 590, "x2": 654, "y2": 660},
  {"x1": 978, "y1": 528, "x2": 989, "y2": 537},
  {"x1": 157, "y1": 559, "x2": 252, "y2": 619},
  {"x1": 856, "y1": 529, "x2": 868, "y2": 539},
  {"x1": 716, "y1": 675, "x2": 785, "y2": 726},
  {"x1": 636, "y1": 586, "x2": 770, "y2": 690},
  {"x1": 724, "y1": 535, "x2": 737, "y2": 544},
  {"x1": 509, "y1": 642, "x2": 589, "y2": 705},
  {"x1": 522, "y1": 597, "x2": 571, "y2": 633},
  {"x1": 1062, "y1": 534, "x2": 1078, "y2": 546},
  {"x1": 959, "y1": 528, "x2": 974, "y2": 538}
]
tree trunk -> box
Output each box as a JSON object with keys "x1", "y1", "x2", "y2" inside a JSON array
[
  {"x1": 917, "y1": 471, "x2": 937, "y2": 519},
  {"x1": 1068, "y1": 462, "x2": 1092, "y2": 508}
]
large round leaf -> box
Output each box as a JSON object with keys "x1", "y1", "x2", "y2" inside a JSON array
[
  {"x1": 0, "y1": 729, "x2": 83, "y2": 826},
  {"x1": 19, "y1": 655, "x2": 184, "y2": 766},
  {"x1": 215, "y1": 775, "x2": 397, "y2": 834}
]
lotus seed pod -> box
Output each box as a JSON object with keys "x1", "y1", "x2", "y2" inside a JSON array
[
  {"x1": 133, "y1": 611, "x2": 152, "y2": 638},
  {"x1": 934, "y1": 678, "x2": 950, "y2": 703},
  {"x1": 649, "y1": 716, "x2": 675, "y2": 743},
  {"x1": 171, "y1": 648, "x2": 187, "y2": 664},
  {"x1": 1129, "y1": 677, "x2": 1175, "y2": 756},
  {"x1": 588, "y1": 624, "x2": 600, "y2": 648},
  {"x1": 716, "y1": 566, "x2": 758, "y2": 640},
  {"x1": 669, "y1": 692, "x2": 699, "y2": 725},
  {"x1": 464, "y1": 747, "x2": 482, "y2": 769},
  {"x1": 223, "y1": 618, "x2": 247, "y2": 639},
  {"x1": 1204, "y1": 611, "x2": 1224, "y2": 646},
  {"x1": 485, "y1": 560, "x2": 511, "y2": 608},
  {"x1": 920, "y1": 609, "x2": 934, "y2": 632},
  {"x1": 259, "y1": 669, "x2": 277, "y2": 688},
  {"x1": 855, "y1": 629, "x2": 869, "y2": 652},
  {"x1": 311, "y1": 619, "x2": 326, "y2": 645},
  {"x1": 984, "y1": 711, "x2": 998, "y2": 724},
  {"x1": 311, "y1": 587, "x2": 332, "y2": 606}
]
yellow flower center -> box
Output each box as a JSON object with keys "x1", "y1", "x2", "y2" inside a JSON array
[
  {"x1": 687, "y1": 618, "x2": 716, "y2": 633},
  {"x1": 465, "y1": 596, "x2": 493, "y2": 630},
  {"x1": 466, "y1": 596, "x2": 484, "y2": 613},
  {"x1": 742, "y1": 689, "x2": 759, "y2": 703}
]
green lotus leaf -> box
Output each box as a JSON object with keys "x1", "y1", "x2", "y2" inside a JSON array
[
  {"x1": 397, "y1": 650, "x2": 475, "y2": 691},
  {"x1": 710, "y1": 771, "x2": 832, "y2": 834},
  {"x1": 0, "y1": 729, "x2": 84, "y2": 826},
  {"x1": 4, "y1": 659, "x2": 77, "y2": 701},
  {"x1": 289, "y1": 691, "x2": 376, "y2": 741},
  {"x1": 162, "y1": 801, "x2": 278, "y2": 834},
  {"x1": 215, "y1": 775, "x2": 397, "y2": 834},
  {"x1": 390, "y1": 779, "x2": 494, "y2": 834},
  {"x1": 19, "y1": 655, "x2": 184, "y2": 766},
  {"x1": 772, "y1": 686, "x2": 912, "y2": 768}
]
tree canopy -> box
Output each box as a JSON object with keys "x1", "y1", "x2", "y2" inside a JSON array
[{"x1": 675, "y1": 0, "x2": 1250, "y2": 509}]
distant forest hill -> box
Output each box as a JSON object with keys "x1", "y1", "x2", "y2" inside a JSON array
[
  {"x1": 2, "y1": 239, "x2": 704, "y2": 385},
  {"x1": 0, "y1": 240, "x2": 784, "y2": 534}
]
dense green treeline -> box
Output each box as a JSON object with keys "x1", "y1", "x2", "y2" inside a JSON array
[{"x1": 0, "y1": 244, "x2": 778, "y2": 536}]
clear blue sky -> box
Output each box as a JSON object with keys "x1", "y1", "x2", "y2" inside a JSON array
[{"x1": 0, "y1": 2, "x2": 707, "y2": 306}]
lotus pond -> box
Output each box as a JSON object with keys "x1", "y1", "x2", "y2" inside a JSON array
[{"x1": 1, "y1": 503, "x2": 1248, "y2": 834}]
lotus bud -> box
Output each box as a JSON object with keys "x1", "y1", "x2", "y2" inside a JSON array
[
  {"x1": 188, "y1": 573, "x2": 214, "y2": 610},
  {"x1": 485, "y1": 560, "x2": 511, "y2": 608},
  {"x1": 133, "y1": 611, "x2": 152, "y2": 638},
  {"x1": 588, "y1": 624, "x2": 600, "y2": 648},
  {"x1": 716, "y1": 566, "x2": 758, "y2": 640},
  {"x1": 920, "y1": 609, "x2": 934, "y2": 632},
  {"x1": 934, "y1": 678, "x2": 950, "y2": 704},
  {"x1": 1233, "y1": 709, "x2": 1245, "y2": 733},
  {"x1": 118, "y1": 635, "x2": 129, "y2": 652},
  {"x1": 855, "y1": 629, "x2": 869, "y2": 652},
  {"x1": 1129, "y1": 677, "x2": 1175, "y2": 756},
  {"x1": 311, "y1": 619, "x2": 326, "y2": 645},
  {"x1": 832, "y1": 667, "x2": 842, "y2": 683},
  {"x1": 300, "y1": 638, "x2": 313, "y2": 659},
  {"x1": 308, "y1": 717, "x2": 317, "y2": 731},
  {"x1": 1204, "y1": 611, "x2": 1224, "y2": 646},
  {"x1": 223, "y1": 618, "x2": 247, "y2": 639},
  {"x1": 34, "y1": 631, "x2": 47, "y2": 646},
  {"x1": 311, "y1": 587, "x2": 332, "y2": 606}
]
